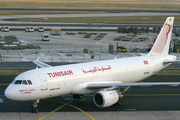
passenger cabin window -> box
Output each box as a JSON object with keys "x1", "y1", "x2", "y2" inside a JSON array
[
  {"x1": 27, "y1": 80, "x2": 32, "y2": 85},
  {"x1": 22, "y1": 80, "x2": 27, "y2": 85},
  {"x1": 14, "y1": 80, "x2": 22, "y2": 84}
]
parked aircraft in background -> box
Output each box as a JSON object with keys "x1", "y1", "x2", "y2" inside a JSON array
[{"x1": 5, "y1": 17, "x2": 180, "y2": 113}]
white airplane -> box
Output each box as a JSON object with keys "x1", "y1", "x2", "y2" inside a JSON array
[{"x1": 5, "y1": 17, "x2": 180, "y2": 113}]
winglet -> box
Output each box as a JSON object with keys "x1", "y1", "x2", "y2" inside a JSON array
[{"x1": 148, "y1": 17, "x2": 174, "y2": 56}]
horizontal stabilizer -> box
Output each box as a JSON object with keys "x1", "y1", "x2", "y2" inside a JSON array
[
  {"x1": 163, "y1": 60, "x2": 180, "y2": 64},
  {"x1": 87, "y1": 82, "x2": 180, "y2": 90},
  {"x1": 33, "y1": 60, "x2": 52, "y2": 68}
]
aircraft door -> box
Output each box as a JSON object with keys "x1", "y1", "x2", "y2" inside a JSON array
[
  {"x1": 38, "y1": 73, "x2": 48, "y2": 90},
  {"x1": 151, "y1": 59, "x2": 157, "y2": 73}
]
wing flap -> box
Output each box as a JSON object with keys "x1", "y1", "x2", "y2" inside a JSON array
[
  {"x1": 33, "y1": 60, "x2": 52, "y2": 68},
  {"x1": 87, "y1": 82, "x2": 180, "y2": 90}
]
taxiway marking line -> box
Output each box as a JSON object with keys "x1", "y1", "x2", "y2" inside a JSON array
[
  {"x1": 0, "y1": 84, "x2": 9, "y2": 85},
  {"x1": 2, "y1": 94, "x2": 180, "y2": 97},
  {"x1": 38, "y1": 101, "x2": 72, "y2": 120},
  {"x1": 67, "y1": 103, "x2": 95, "y2": 120},
  {"x1": 68, "y1": 94, "x2": 180, "y2": 97},
  {"x1": 47, "y1": 99, "x2": 95, "y2": 120},
  {"x1": 124, "y1": 94, "x2": 180, "y2": 96},
  {"x1": 0, "y1": 95, "x2": 7, "y2": 99}
]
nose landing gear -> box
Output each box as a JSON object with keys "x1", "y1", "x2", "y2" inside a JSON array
[{"x1": 31, "y1": 99, "x2": 39, "y2": 113}]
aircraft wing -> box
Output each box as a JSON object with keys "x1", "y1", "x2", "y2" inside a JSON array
[
  {"x1": 87, "y1": 82, "x2": 180, "y2": 90},
  {"x1": 33, "y1": 60, "x2": 52, "y2": 68}
]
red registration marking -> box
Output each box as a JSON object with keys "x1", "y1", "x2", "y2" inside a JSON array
[
  {"x1": 29, "y1": 89, "x2": 35, "y2": 91},
  {"x1": 24, "y1": 92, "x2": 31, "y2": 94},
  {"x1": 19, "y1": 90, "x2": 25, "y2": 92},
  {"x1": 19, "y1": 89, "x2": 36, "y2": 94}
]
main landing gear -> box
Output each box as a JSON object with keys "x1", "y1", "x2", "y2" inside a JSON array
[
  {"x1": 31, "y1": 99, "x2": 39, "y2": 113},
  {"x1": 117, "y1": 98, "x2": 123, "y2": 105},
  {"x1": 73, "y1": 94, "x2": 84, "y2": 99},
  {"x1": 117, "y1": 94, "x2": 123, "y2": 106}
]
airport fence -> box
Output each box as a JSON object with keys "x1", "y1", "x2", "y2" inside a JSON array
[
  {"x1": 0, "y1": 52, "x2": 135, "y2": 63},
  {"x1": 1, "y1": 52, "x2": 180, "y2": 63}
]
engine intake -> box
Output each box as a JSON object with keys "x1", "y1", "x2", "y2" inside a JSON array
[{"x1": 93, "y1": 90, "x2": 119, "y2": 108}]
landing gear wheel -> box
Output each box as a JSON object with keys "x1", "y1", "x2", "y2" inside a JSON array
[
  {"x1": 117, "y1": 98, "x2": 123, "y2": 106},
  {"x1": 73, "y1": 95, "x2": 84, "y2": 99},
  {"x1": 31, "y1": 99, "x2": 39, "y2": 113},
  {"x1": 31, "y1": 107, "x2": 38, "y2": 113},
  {"x1": 73, "y1": 95, "x2": 77, "y2": 99},
  {"x1": 31, "y1": 107, "x2": 35, "y2": 113},
  {"x1": 35, "y1": 107, "x2": 38, "y2": 113},
  {"x1": 78, "y1": 95, "x2": 84, "y2": 99}
]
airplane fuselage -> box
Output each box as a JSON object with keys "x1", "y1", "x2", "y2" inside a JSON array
[{"x1": 5, "y1": 54, "x2": 176, "y2": 101}]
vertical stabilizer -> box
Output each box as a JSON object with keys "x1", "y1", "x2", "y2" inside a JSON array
[{"x1": 148, "y1": 17, "x2": 174, "y2": 56}]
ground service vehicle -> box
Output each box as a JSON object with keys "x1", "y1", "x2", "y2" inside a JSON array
[
  {"x1": 174, "y1": 28, "x2": 180, "y2": 36},
  {"x1": 173, "y1": 39, "x2": 180, "y2": 53},
  {"x1": 51, "y1": 29, "x2": 61, "y2": 35},
  {"x1": 25, "y1": 26, "x2": 34, "y2": 32},
  {"x1": 94, "y1": 35, "x2": 103, "y2": 40},
  {"x1": 114, "y1": 36, "x2": 125, "y2": 41},
  {"x1": 42, "y1": 34, "x2": 50, "y2": 41},
  {"x1": 38, "y1": 26, "x2": 44, "y2": 32},
  {"x1": 117, "y1": 46, "x2": 127, "y2": 53},
  {"x1": 66, "y1": 32, "x2": 76, "y2": 35},
  {"x1": 1, "y1": 26, "x2": 9, "y2": 32}
]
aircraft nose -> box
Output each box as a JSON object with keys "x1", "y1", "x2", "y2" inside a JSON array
[{"x1": 5, "y1": 86, "x2": 15, "y2": 100}]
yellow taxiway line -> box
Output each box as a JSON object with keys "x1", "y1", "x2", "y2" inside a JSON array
[
  {"x1": 2, "y1": 93, "x2": 180, "y2": 120},
  {"x1": 38, "y1": 101, "x2": 72, "y2": 120},
  {"x1": 66, "y1": 104, "x2": 95, "y2": 120},
  {"x1": 0, "y1": 83, "x2": 9, "y2": 85},
  {"x1": 38, "y1": 94, "x2": 180, "y2": 119},
  {"x1": 39, "y1": 99, "x2": 95, "y2": 120}
]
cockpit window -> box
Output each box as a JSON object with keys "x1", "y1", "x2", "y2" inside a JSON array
[
  {"x1": 22, "y1": 80, "x2": 27, "y2": 85},
  {"x1": 14, "y1": 80, "x2": 22, "y2": 84},
  {"x1": 27, "y1": 80, "x2": 32, "y2": 85},
  {"x1": 12, "y1": 79, "x2": 16, "y2": 84},
  {"x1": 12, "y1": 80, "x2": 32, "y2": 85}
]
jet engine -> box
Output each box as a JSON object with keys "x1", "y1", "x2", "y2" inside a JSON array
[{"x1": 93, "y1": 90, "x2": 119, "y2": 108}]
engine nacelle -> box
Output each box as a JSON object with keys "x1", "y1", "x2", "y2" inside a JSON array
[{"x1": 93, "y1": 90, "x2": 119, "y2": 108}]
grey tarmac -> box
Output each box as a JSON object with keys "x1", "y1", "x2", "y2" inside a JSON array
[{"x1": 1, "y1": 76, "x2": 180, "y2": 120}]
